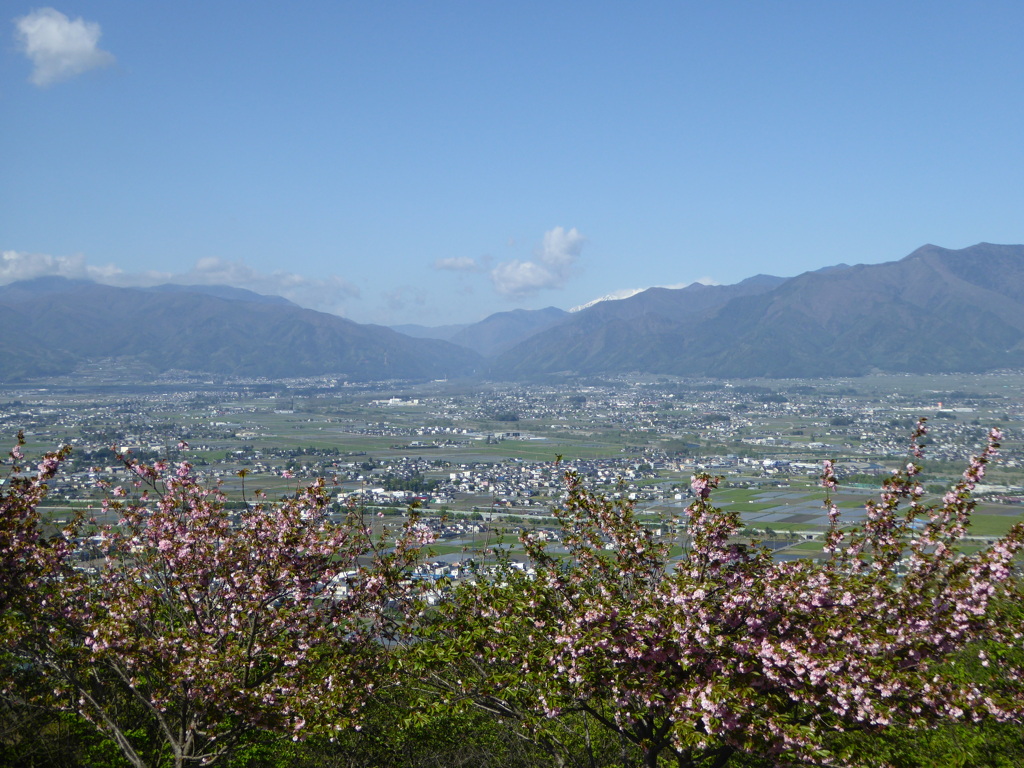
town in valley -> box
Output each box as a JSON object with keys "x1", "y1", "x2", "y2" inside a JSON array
[{"x1": 9, "y1": 369, "x2": 1024, "y2": 577}]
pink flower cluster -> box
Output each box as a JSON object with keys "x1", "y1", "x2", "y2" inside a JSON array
[
  {"x1": 6, "y1": 444, "x2": 433, "y2": 766},
  {"x1": 432, "y1": 424, "x2": 1024, "y2": 767}
]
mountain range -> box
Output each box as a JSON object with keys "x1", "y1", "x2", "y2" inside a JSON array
[
  {"x1": 1, "y1": 242, "x2": 1023, "y2": 383},
  {"x1": 0, "y1": 278, "x2": 481, "y2": 382},
  {"x1": 486, "y1": 243, "x2": 1024, "y2": 378}
]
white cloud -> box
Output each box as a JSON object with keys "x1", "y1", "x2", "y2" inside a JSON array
[
  {"x1": 539, "y1": 226, "x2": 585, "y2": 270},
  {"x1": 14, "y1": 8, "x2": 115, "y2": 87},
  {"x1": 490, "y1": 226, "x2": 585, "y2": 297},
  {"x1": 173, "y1": 257, "x2": 361, "y2": 314},
  {"x1": 0, "y1": 249, "x2": 115, "y2": 282},
  {"x1": 433, "y1": 256, "x2": 479, "y2": 272},
  {"x1": 0, "y1": 250, "x2": 361, "y2": 316}
]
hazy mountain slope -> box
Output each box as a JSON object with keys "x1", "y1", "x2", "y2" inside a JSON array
[
  {"x1": 687, "y1": 243, "x2": 1024, "y2": 377},
  {"x1": 389, "y1": 322, "x2": 469, "y2": 342},
  {"x1": 6, "y1": 243, "x2": 1023, "y2": 383},
  {"x1": 489, "y1": 274, "x2": 788, "y2": 375},
  {"x1": 490, "y1": 243, "x2": 1024, "y2": 379},
  {"x1": 448, "y1": 307, "x2": 569, "y2": 356},
  {"x1": 393, "y1": 307, "x2": 569, "y2": 356},
  {"x1": 143, "y1": 283, "x2": 297, "y2": 306},
  {"x1": 573, "y1": 275, "x2": 788, "y2": 326},
  {"x1": 0, "y1": 279, "x2": 481, "y2": 382}
]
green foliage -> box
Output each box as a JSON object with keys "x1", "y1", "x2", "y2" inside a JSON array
[
  {"x1": 381, "y1": 472, "x2": 440, "y2": 494},
  {"x1": 831, "y1": 610, "x2": 1024, "y2": 767}
]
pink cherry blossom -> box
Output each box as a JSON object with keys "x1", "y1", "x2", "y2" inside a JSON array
[
  {"x1": 420, "y1": 427, "x2": 1024, "y2": 767},
  {"x1": 7, "y1": 445, "x2": 432, "y2": 767}
]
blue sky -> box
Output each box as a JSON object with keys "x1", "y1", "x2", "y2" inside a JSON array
[{"x1": 3, "y1": 2, "x2": 1024, "y2": 326}]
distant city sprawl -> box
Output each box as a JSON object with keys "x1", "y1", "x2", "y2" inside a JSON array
[{"x1": 6, "y1": 371, "x2": 1023, "y2": 560}]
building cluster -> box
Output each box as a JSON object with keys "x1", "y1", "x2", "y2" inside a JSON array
[{"x1": 2, "y1": 373, "x2": 1023, "y2": 515}]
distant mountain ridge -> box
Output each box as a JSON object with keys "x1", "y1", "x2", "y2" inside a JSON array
[
  {"x1": 569, "y1": 289, "x2": 644, "y2": 313},
  {"x1": 389, "y1": 322, "x2": 469, "y2": 342},
  {"x1": 0, "y1": 278, "x2": 480, "y2": 382},
  {"x1": 448, "y1": 307, "x2": 568, "y2": 357},
  {"x1": 143, "y1": 283, "x2": 297, "y2": 306},
  {"x1": 3, "y1": 243, "x2": 1023, "y2": 383},
  {"x1": 486, "y1": 242, "x2": 1024, "y2": 379},
  {"x1": 392, "y1": 307, "x2": 568, "y2": 357}
]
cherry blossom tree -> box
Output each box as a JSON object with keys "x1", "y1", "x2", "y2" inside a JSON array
[
  {"x1": 0, "y1": 433, "x2": 73, "y2": 623},
  {"x1": 5, "y1": 423, "x2": 1023, "y2": 767},
  {"x1": 418, "y1": 423, "x2": 1024, "y2": 767},
  {"x1": 0, "y1": 435, "x2": 88, "y2": 765},
  {"x1": 10, "y1": 450, "x2": 432, "y2": 768}
]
